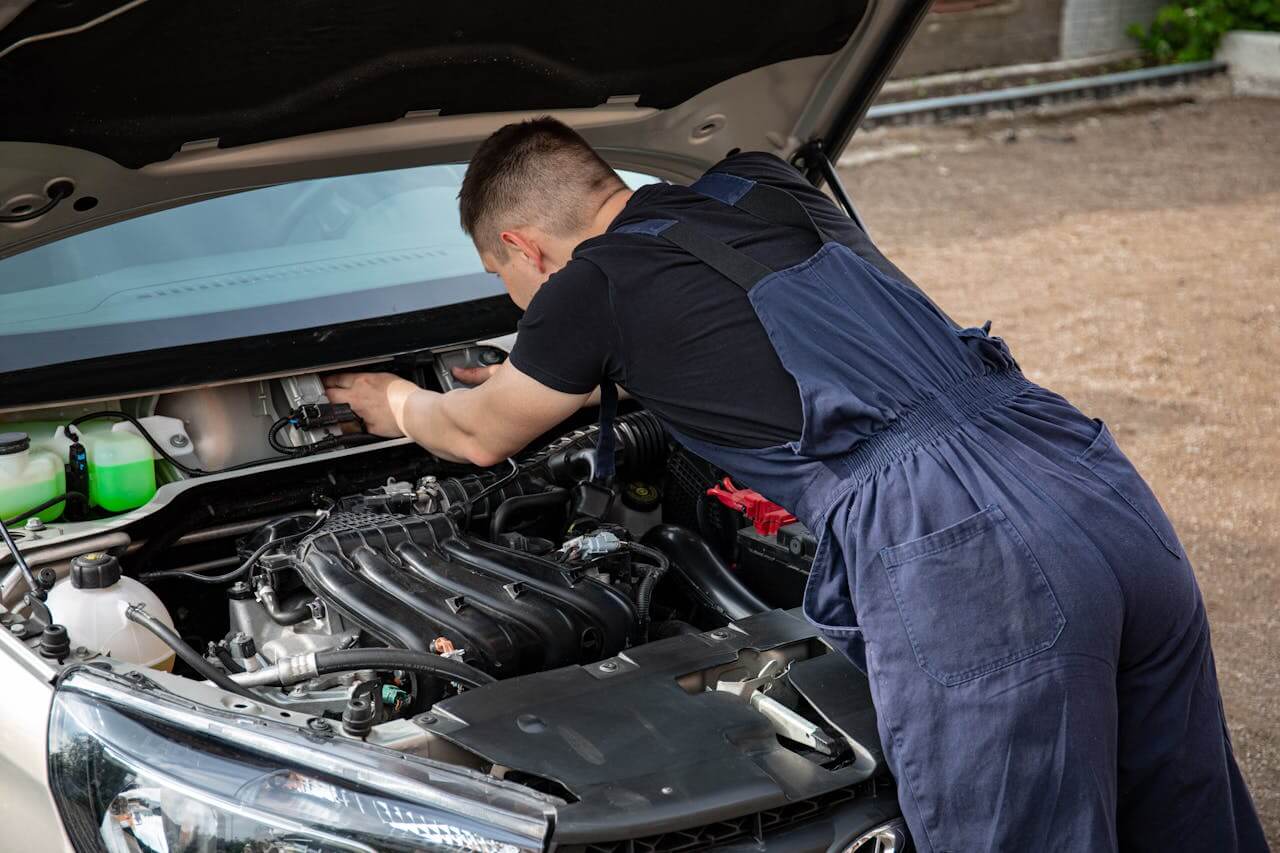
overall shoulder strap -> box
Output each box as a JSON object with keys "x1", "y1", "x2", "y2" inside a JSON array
[
  {"x1": 692, "y1": 170, "x2": 957, "y2": 325},
  {"x1": 614, "y1": 218, "x2": 773, "y2": 292},
  {"x1": 690, "y1": 172, "x2": 833, "y2": 244},
  {"x1": 593, "y1": 379, "x2": 618, "y2": 483},
  {"x1": 608, "y1": 171, "x2": 835, "y2": 293}
]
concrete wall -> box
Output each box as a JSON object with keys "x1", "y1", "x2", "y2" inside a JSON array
[
  {"x1": 892, "y1": 0, "x2": 1066, "y2": 78},
  {"x1": 1060, "y1": 0, "x2": 1165, "y2": 58},
  {"x1": 1218, "y1": 30, "x2": 1280, "y2": 97},
  {"x1": 889, "y1": 0, "x2": 1163, "y2": 79}
]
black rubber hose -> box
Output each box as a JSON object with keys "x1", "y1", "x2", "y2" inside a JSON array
[
  {"x1": 641, "y1": 525, "x2": 770, "y2": 622},
  {"x1": 141, "y1": 510, "x2": 329, "y2": 585},
  {"x1": 312, "y1": 648, "x2": 496, "y2": 689},
  {"x1": 635, "y1": 575, "x2": 657, "y2": 638},
  {"x1": 141, "y1": 539, "x2": 274, "y2": 585},
  {"x1": 490, "y1": 488, "x2": 570, "y2": 540},
  {"x1": 267, "y1": 416, "x2": 295, "y2": 455},
  {"x1": 66, "y1": 412, "x2": 281, "y2": 477},
  {"x1": 213, "y1": 645, "x2": 246, "y2": 674},
  {"x1": 653, "y1": 619, "x2": 701, "y2": 639},
  {"x1": 259, "y1": 588, "x2": 313, "y2": 626},
  {"x1": 626, "y1": 542, "x2": 670, "y2": 640},
  {"x1": 125, "y1": 605, "x2": 276, "y2": 705},
  {"x1": 454, "y1": 457, "x2": 520, "y2": 510},
  {"x1": 1, "y1": 491, "x2": 87, "y2": 526},
  {"x1": 66, "y1": 412, "x2": 377, "y2": 479}
]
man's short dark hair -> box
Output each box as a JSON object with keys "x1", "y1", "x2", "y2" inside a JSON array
[{"x1": 459, "y1": 117, "x2": 624, "y2": 258}]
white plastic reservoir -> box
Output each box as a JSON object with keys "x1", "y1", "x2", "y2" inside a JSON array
[
  {"x1": 46, "y1": 552, "x2": 176, "y2": 670},
  {"x1": 0, "y1": 432, "x2": 66, "y2": 523}
]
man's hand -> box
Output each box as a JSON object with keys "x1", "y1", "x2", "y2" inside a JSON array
[
  {"x1": 322, "y1": 372, "x2": 408, "y2": 437},
  {"x1": 323, "y1": 363, "x2": 589, "y2": 466}
]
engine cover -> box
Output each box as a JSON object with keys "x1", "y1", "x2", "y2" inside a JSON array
[
  {"x1": 427, "y1": 609, "x2": 886, "y2": 846},
  {"x1": 288, "y1": 509, "x2": 637, "y2": 678}
]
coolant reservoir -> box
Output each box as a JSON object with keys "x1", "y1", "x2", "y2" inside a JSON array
[
  {"x1": 46, "y1": 552, "x2": 175, "y2": 670},
  {"x1": 0, "y1": 432, "x2": 66, "y2": 522},
  {"x1": 85, "y1": 429, "x2": 156, "y2": 512},
  {"x1": 0, "y1": 421, "x2": 62, "y2": 453}
]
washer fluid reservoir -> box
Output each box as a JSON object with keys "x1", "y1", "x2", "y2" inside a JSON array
[
  {"x1": 0, "y1": 432, "x2": 66, "y2": 522},
  {"x1": 46, "y1": 552, "x2": 175, "y2": 670},
  {"x1": 85, "y1": 429, "x2": 156, "y2": 512}
]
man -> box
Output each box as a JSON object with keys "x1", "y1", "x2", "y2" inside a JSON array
[{"x1": 324, "y1": 118, "x2": 1266, "y2": 851}]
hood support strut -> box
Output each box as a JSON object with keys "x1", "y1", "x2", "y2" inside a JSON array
[{"x1": 793, "y1": 141, "x2": 868, "y2": 236}]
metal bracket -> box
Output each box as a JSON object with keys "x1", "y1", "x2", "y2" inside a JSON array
[
  {"x1": 793, "y1": 140, "x2": 869, "y2": 236},
  {"x1": 715, "y1": 660, "x2": 839, "y2": 755}
]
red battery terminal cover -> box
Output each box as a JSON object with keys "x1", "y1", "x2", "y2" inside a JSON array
[{"x1": 706, "y1": 477, "x2": 797, "y2": 536}]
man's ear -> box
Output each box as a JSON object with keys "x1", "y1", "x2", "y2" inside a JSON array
[{"x1": 499, "y1": 230, "x2": 546, "y2": 273}]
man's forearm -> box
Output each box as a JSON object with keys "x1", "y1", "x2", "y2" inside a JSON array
[
  {"x1": 386, "y1": 378, "x2": 517, "y2": 466},
  {"x1": 365, "y1": 361, "x2": 591, "y2": 468},
  {"x1": 385, "y1": 379, "x2": 474, "y2": 463}
]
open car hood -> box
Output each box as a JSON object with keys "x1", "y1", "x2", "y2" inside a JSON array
[{"x1": 0, "y1": 0, "x2": 929, "y2": 261}]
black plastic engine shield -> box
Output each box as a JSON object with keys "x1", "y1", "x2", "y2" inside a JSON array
[{"x1": 425, "y1": 609, "x2": 883, "y2": 844}]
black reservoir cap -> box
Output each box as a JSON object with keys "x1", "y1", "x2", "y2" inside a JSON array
[
  {"x1": 0, "y1": 432, "x2": 31, "y2": 455},
  {"x1": 70, "y1": 552, "x2": 121, "y2": 589},
  {"x1": 622, "y1": 481, "x2": 661, "y2": 512}
]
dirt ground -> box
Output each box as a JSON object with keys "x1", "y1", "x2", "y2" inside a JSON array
[{"x1": 840, "y1": 94, "x2": 1280, "y2": 839}]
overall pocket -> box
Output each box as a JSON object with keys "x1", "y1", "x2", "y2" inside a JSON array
[
  {"x1": 879, "y1": 505, "x2": 1065, "y2": 687},
  {"x1": 1077, "y1": 420, "x2": 1183, "y2": 558}
]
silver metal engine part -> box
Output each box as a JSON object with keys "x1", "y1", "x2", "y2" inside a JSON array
[
  {"x1": 155, "y1": 373, "x2": 338, "y2": 469},
  {"x1": 227, "y1": 584, "x2": 364, "y2": 715},
  {"x1": 228, "y1": 588, "x2": 357, "y2": 664}
]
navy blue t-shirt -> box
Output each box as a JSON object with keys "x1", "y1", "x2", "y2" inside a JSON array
[{"x1": 507, "y1": 151, "x2": 913, "y2": 449}]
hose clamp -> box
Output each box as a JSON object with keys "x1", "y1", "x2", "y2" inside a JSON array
[{"x1": 277, "y1": 652, "x2": 319, "y2": 685}]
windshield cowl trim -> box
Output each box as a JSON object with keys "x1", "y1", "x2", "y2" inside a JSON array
[{"x1": 0, "y1": 295, "x2": 521, "y2": 411}]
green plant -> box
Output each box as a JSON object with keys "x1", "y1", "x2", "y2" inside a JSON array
[{"x1": 1128, "y1": 0, "x2": 1280, "y2": 63}]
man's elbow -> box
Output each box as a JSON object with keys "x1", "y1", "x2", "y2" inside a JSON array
[
  {"x1": 466, "y1": 449, "x2": 508, "y2": 469},
  {"x1": 456, "y1": 438, "x2": 513, "y2": 469}
]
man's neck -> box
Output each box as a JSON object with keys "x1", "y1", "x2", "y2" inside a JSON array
[
  {"x1": 549, "y1": 186, "x2": 633, "y2": 268},
  {"x1": 587, "y1": 186, "x2": 634, "y2": 238}
]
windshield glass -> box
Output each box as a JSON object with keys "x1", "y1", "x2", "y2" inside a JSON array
[{"x1": 0, "y1": 164, "x2": 659, "y2": 372}]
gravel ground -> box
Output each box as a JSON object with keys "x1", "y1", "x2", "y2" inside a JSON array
[{"x1": 840, "y1": 94, "x2": 1280, "y2": 840}]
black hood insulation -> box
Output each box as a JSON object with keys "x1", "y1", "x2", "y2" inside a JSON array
[{"x1": 0, "y1": 0, "x2": 867, "y2": 168}]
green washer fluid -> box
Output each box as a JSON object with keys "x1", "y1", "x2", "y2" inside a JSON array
[
  {"x1": 86, "y1": 430, "x2": 156, "y2": 512},
  {"x1": 0, "y1": 432, "x2": 66, "y2": 522}
]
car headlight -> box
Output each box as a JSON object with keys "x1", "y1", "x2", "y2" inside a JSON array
[
  {"x1": 48, "y1": 667, "x2": 549, "y2": 853},
  {"x1": 840, "y1": 817, "x2": 911, "y2": 853}
]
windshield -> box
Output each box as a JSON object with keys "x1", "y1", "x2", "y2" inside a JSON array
[{"x1": 0, "y1": 164, "x2": 658, "y2": 373}]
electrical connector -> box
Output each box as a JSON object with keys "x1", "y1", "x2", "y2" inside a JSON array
[
  {"x1": 289, "y1": 403, "x2": 362, "y2": 430},
  {"x1": 559, "y1": 530, "x2": 623, "y2": 558}
]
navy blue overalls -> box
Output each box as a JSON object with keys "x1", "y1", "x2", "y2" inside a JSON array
[{"x1": 596, "y1": 171, "x2": 1267, "y2": 851}]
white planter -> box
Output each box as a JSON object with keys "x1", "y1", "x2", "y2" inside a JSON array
[{"x1": 1217, "y1": 30, "x2": 1280, "y2": 97}]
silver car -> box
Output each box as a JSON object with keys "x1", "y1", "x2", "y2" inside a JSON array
[{"x1": 0, "y1": 1, "x2": 928, "y2": 850}]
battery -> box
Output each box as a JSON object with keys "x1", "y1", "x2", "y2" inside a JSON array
[{"x1": 734, "y1": 521, "x2": 816, "y2": 609}]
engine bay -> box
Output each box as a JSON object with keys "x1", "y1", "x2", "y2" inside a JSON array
[{"x1": 0, "y1": 345, "x2": 890, "y2": 844}]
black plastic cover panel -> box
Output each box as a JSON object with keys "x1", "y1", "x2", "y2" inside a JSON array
[
  {"x1": 425, "y1": 609, "x2": 883, "y2": 845},
  {"x1": 1, "y1": 0, "x2": 867, "y2": 168}
]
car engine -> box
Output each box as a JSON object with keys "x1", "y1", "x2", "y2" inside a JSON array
[
  {"x1": 176, "y1": 410, "x2": 782, "y2": 717},
  {"x1": 3, "y1": 378, "x2": 901, "y2": 847}
]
